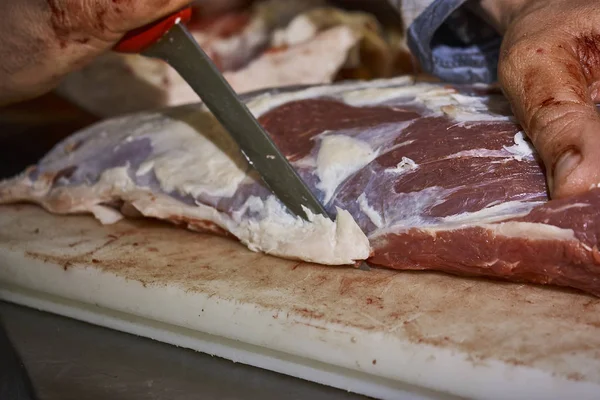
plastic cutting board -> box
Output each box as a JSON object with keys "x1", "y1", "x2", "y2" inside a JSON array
[{"x1": 1, "y1": 204, "x2": 600, "y2": 400}]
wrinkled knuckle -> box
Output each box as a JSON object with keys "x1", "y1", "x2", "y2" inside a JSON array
[
  {"x1": 529, "y1": 105, "x2": 578, "y2": 136},
  {"x1": 527, "y1": 106, "x2": 586, "y2": 158}
]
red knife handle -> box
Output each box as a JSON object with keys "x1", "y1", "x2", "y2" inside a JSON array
[{"x1": 113, "y1": 7, "x2": 193, "y2": 53}]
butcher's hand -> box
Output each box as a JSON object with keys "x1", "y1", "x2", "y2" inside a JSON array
[
  {"x1": 478, "y1": 0, "x2": 600, "y2": 198},
  {"x1": 0, "y1": 0, "x2": 192, "y2": 106}
]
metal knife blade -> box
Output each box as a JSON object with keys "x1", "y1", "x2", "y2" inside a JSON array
[{"x1": 141, "y1": 23, "x2": 330, "y2": 221}]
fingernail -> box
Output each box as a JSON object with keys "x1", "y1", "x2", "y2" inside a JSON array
[{"x1": 553, "y1": 150, "x2": 582, "y2": 188}]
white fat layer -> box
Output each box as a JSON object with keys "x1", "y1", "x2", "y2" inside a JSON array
[
  {"x1": 272, "y1": 14, "x2": 318, "y2": 46},
  {"x1": 223, "y1": 26, "x2": 359, "y2": 94},
  {"x1": 441, "y1": 107, "x2": 512, "y2": 123},
  {"x1": 230, "y1": 196, "x2": 370, "y2": 264},
  {"x1": 242, "y1": 75, "x2": 510, "y2": 127},
  {"x1": 341, "y1": 85, "x2": 456, "y2": 109},
  {"x1": 99, "y1": 166, "x2": 135, "y2": 191},
  {"x1": 294, "y1": 156, "x2": 318, "y2": 168},
  {"x1": 244, "y1": 75, "x2": 417, "y2": 117},
  {"x1": 294, "y1": 122, "x2": 413, "y2": 174},
  {"x1": 308, "y1": 81, "x2": 514, "y2": 124},
  {"x1": 503, "y1": 131, "x2": 536, "y2": 161},
  {"x1": 335, "y1": 84, "x2": 510, "y2": 123},
  {"x1": 197, "y1": 16, "x2": 268, "y2": 71},
  {"x1": 484, "y1": 222, "x2": 576, "y2": 241},
  {"x1": 442, "y1": 93, "x2": 514, "y2": 123},
  {"x1": 439, "y1": 201, "x2": 544, "y2": 226},
  {"x1": 341, "y1": 87, "x2": 426, "y2": 106},
  {"x1": 357, "y1": 193, "x2": 383, "y2": 228},
  {"x1": 412, "y1": 221, "x2": 574, "y2": 242},
  {"x1": 546, "y1": 203, "x2": 590, "y2": 213},
  {"x1": 75, "y1": 167, "x2": 370, "y2": 265},
  {"x1": 144, "y1": 110, "x2": 251, "y2": 198},
  {"x1": 316, "y1": 135, "x2": 378, "y2": 203},
  {"x1": 367, "y1": 186, "x2": 460, "y2": 238},
  {"x1": 89, "y1": 205, "x2": 124, "y2": 224},
  {"x1": 369, "y1": 187, "x2": 545, "y2": 239},
  {"x1": 444, "y1": 132, "x2": 536, "y2": 163},
  {"x1": 445, "y1": 148, "x2": 510, "y2": 159},
  {"x1": 377, "y1": 218, "x2": 574, "y2": 243},
  {"x1": 385, "y1": 157, "x2": 418, "y2": 174},
  {"x1": 136, "y1": 160, "x2": 154, "y2": 176}
]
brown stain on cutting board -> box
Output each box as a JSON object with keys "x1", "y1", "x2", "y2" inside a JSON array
[{"x1": 2, "y1": 204, "x2": 600, "y2": 384}]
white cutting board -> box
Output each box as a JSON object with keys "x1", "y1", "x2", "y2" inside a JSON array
[{"x1": 1, "y1": 204, "x2": 600, "y2": 400}]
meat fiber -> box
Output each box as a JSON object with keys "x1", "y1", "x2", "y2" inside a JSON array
[{"x1": 2, "y1": 76, "x2": 600, "y2": 296}]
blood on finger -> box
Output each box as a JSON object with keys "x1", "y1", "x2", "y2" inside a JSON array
[
  {"x1": 575, "y1": 34, "x2": 600, "y2": 81},
  {"x1": 46, "y1": 0, "x2": 70, "y2": 48},
  {"x1": 523, "y1": 67, "x2": 543, "y2": 95},
  {"x1": 94, "y1": 7, "x2": 108, "y2": 31}
]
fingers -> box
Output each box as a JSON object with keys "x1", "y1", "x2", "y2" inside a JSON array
[
  {"x1": 499, "y1": 35, "x2": 600, "y2": 198},
  {"x1": 550, "y1": 117, "x2": 600, "y2": 198}
]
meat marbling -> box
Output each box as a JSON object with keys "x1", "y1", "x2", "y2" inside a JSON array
[{"x1": 2, "y1": 76, "x2": 600, "y2": 296}]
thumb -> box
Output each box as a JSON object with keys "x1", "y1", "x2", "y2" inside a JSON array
[
  {"x1": 499, "y1": 40, "x2": 600, "y2": 199},
  {"x1": 550, "y1": 115, "x2": 600, "y2": 197}
]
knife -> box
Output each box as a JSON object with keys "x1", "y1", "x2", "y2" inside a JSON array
[{"x1": 113, "y1": 8, "x2": 329, "y2": 221}]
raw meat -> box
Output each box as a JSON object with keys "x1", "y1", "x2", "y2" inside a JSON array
[
  {"x1": 56, "y1": 2, "x2": 412, "y2": 117},
  {"x1": 3, "y1": 76, "x2": 600, "y2": 296},
  {"x1": 56, "y1": 0, "x2": 328, "y2": 116},
  {"x1": 221, "y1": 25, "x2": 361, "y2": 94}
]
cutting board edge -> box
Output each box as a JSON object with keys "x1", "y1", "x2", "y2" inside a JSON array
[{"x1": 1, "y1": 247, "x2": 599, "y2": 400}]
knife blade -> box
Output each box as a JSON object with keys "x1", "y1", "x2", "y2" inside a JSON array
[{"x1": 114, "y1": 8, "x2": 329, "y2": 221}]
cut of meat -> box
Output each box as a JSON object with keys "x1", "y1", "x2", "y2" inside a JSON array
[
  {"x1": 56, "y1": 0, "x2": 328, "y2": 117},
  {"x1": 221, "y1": 25, "x2": 361, "y2": 94},
  {"x1": 3, "y1": 76, "x2": 600, "y2": 296},
  {"x1": 56, "y1": 2, "x2": 412, "y2": 117}
]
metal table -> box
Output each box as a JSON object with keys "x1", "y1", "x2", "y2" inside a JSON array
[{"x1": 0, "y1": 302, "x2": 368, "y2": 400}]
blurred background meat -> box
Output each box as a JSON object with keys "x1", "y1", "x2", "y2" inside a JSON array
[{"x1": 56, "y1": 0, "x2": 417, "y2": 117}]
